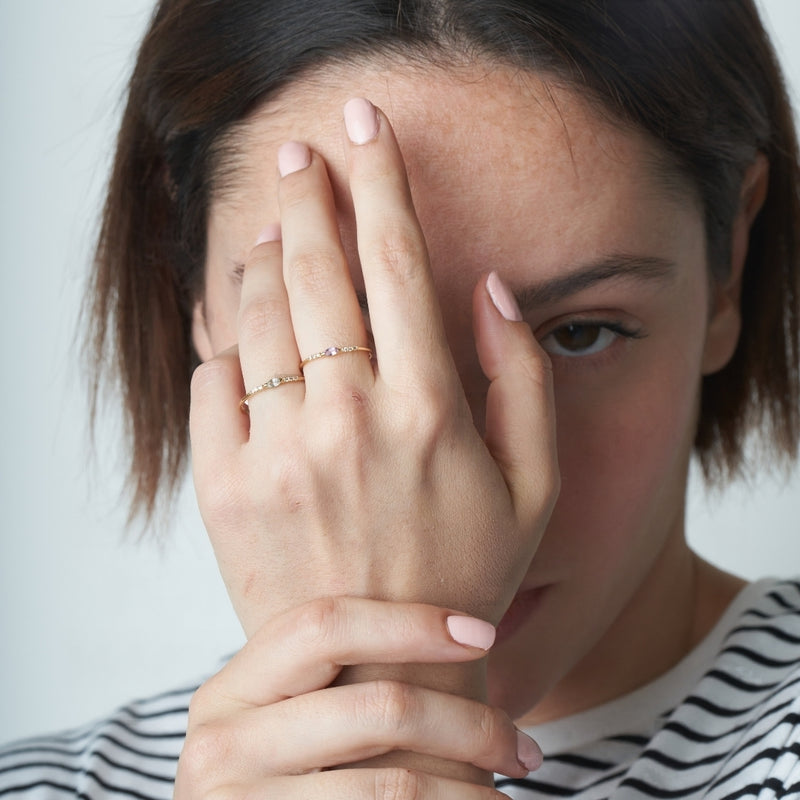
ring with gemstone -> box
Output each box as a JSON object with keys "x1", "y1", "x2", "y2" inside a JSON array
[
  {"x1": 239, "y1": 374, "x2": 305, "y2": 412},
  {"x1": 299, "y1": 345, "x2": 373, "y2": 371}
]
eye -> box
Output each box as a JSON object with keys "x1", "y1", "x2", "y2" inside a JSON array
[{"x1": 540, "y1": 321, "x2": 640, "y2": 358}]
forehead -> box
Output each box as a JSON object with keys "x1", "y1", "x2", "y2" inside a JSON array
[{"x1": 209, "y1": 62, "x2": 693, "y2": 274}]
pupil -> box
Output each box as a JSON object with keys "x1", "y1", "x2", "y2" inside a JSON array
[{"x1": 555, "y1": 324, "x2": 600, "y2": 351}]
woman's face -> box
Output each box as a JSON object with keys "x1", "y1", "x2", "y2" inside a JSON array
[{"x1": 195, "y1": 63, "x2": 742, "y2": 721}]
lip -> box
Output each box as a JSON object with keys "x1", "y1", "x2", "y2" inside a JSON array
[{"x1": 496, "y1": 586, "x2": 549, "y2": 645}]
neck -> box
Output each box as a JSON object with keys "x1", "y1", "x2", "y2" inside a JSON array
[{"x1": 517, "y1": 540, "x2": 744, "y2": 727}]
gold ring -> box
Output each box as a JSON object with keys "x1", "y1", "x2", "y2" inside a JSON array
[
  {"x1": 300, "y1": 345, "x2": 373, "y2": 371},
  {"x1": 239, "y1": 374, "x2": 305, "y2": 412}
]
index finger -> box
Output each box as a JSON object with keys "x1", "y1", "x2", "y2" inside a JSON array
[
  {"x1": 196, "y1": 597, "x2": 495, "y2": 714},
  {"x1": 343, "y1": 98, "x2": 453, "y2": 387}
]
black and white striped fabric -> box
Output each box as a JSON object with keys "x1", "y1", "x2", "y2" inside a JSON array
[
  {"x1": 1, "y1": 579, "x2": 798, "y2": 798},
  {"x1": 504, "y1": 579, "x2": 800, "y2": 798},
  {"x1": 0, "y1": 686, "x2": 190, "y2": 799}
]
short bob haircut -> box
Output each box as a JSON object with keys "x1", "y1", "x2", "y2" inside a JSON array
[{"x1": 88, "y1": 0, "x2": 800, "y2": 524}]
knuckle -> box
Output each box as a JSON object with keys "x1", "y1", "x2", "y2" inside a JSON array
[
  {"x1": 179, "y1": 723, "x2": 230, "y2": 790},
  {"x1": 269, "y1": 455, "x2": 313, "y2": 516},
  {"x1": 477, "y1": 704, "x2": 499, "y2": 744},
  {"x1": 371, "y1": 220, "x2": 426, "y2": 286},
  {"x1": 363, "y1": 680, "x2": 415, "y2": 734},
  {"x1": 291, "y1": 596, "x2": 342, "y2": 650},
  {"x1": 186, "y1": 681, "x2": 215, "y2": 727},
  {"x1": 475, "y1": 705, "x2": 509, "y2": 759},
  {"x1": 197, "y1": 468, "x2": 247, "y2": 528},
  {"x1": 545, "y1": 467, "x2": 561, "y2": 507},
  {"x1": 304, "y1": 389, "x2": 373, "y2": 459},
  {"x1": 530, "y1": 448, "x2": 560, "y2": 515},
  {"x1": 237, "y1": 295, "x2": 285, "y2": 344},
  {"x1": 413, "y1": 390, "x2": 449, "y2": 436},
  {"x1": 280, "y1": 178, "x2": 315, "y2": 211},
  {"x1": 318, "y1": 384, "x2": 371, "y2": 427},
  {"x1": 288, "y1": 249, "x2": 344, "y2": 296},
  {"x1": 205, "y1": 789, "x2": 237, "y2": 800},
  {"x1": 190, "y1": 358, "x2": 231, "y2": 400},
  {"x1": 374, "y1": 768, "x2": 423, "y2": 800},
  {"x1": 520, "y1": 346, "x2": 554, "y2": 391},
  {"x1": 326, "y1": 382, "x2": 371, "y2": 413},
  {"x1": 390, "y1": 387, "x2": 450, "y2": 453}
]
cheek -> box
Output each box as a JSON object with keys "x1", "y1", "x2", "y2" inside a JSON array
[{"x1": 545, "y1": 344, "x2": 702, "y2": 571}]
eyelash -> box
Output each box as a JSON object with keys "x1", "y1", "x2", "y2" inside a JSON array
[
  {"x1": 230, "y1": 269, "x2": 640, "y2": 362},
  {"x1": 539, "y1": 319, "x2": 645, "y2": 359}
]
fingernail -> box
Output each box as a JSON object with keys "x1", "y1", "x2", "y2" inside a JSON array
[
  {"x1": 254, "y1": 223, "x2": 281, "y2": 246},
  {"x1": 486, "y1": 271, "x2": 522, "y2": 322},
  {"x1": 278, "y1": 141, "x2": 311, "y2": 177},
  {"x1": 344, "y1": 98, "x2": 380, "y2": 145},
  {"x1": 446, "y1": 616, "x2": 496, "y2": 650},
  {"x1": 516, "y1": 730, "x2": 544, "y2": 772}
]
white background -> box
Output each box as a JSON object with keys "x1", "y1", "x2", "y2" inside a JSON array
[{"x1": 1, "y1": 1, "x2": 798, "y2": 743}]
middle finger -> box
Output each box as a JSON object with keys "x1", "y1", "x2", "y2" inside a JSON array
[{"x1": 277, "y1": 141, "x2": 374, "y2": 394}]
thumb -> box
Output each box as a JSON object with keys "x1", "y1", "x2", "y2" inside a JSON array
[{"x1": 472, "y1": 271, "x2": 559, "y2": 524}]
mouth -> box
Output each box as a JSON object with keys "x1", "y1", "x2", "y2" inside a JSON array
[{"x1": 495, "y1": 586, "x2": 549, "y2": 645}]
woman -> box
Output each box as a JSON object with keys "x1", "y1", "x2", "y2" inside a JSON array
[{"x1": 1, "y1": 1, "x2": 798, "y2": 797}]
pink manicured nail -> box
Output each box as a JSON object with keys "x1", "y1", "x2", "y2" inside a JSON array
[
  {"x1": 344, "y1": 98, "x2": 380, "y2": 145},
  {"x1": 254, "y1": 223, "x2": 281, "y2": 246},
  {"x1": 278, "y1": 141, "x2": 311, "y2": 177},
  {"x1": 516, "y1": 730, "x2": 544, "y2": 772},
  {"x1": 486, "y1": 271, "x2": 522, "y2": 322},
  {"x1": 446, "y1": 616, "x2": 496, "y2": 650}
]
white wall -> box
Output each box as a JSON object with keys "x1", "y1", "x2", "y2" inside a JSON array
[{"x1": 0, "y1": 1, "x2": 798, "y2": 743}]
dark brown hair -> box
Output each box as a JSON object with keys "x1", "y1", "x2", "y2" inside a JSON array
[{"x1": 88, "y1": 0, "x2": 800, "y2": 524}]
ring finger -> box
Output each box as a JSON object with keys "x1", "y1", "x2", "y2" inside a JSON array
[{"x1": 237, "y1": 226, "x2": 304, "y2": 422}]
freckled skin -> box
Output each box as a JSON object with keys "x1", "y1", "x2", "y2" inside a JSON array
[{"x1": 197, "y1": 62, "x2": 745, "y2": 723}]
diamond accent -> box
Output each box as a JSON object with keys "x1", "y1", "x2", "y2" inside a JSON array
[{"x1": 300, "y1": 344, "x2": 373, "y2": 371}]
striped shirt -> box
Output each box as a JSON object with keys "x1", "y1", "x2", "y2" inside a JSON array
[
  {"x1": 504, "y1": 579, "x2": 800, "y2": 798},
  {"x1": 1, "y1": 579, "x2": 798, "y2": 798}
]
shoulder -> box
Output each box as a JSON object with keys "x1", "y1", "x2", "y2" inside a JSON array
[
  {"x1": 733, "y1": 576, "x2": 800, "y2": 622},
  {"x1": 666, "y1": 579, "x2": 800, "y2": 796},
  {"x1": 0, "y1": 682, "x2": 196, "y2": 799},
  {"x1": 719, "y1": 578, "x2": 800, "y2": 683}
]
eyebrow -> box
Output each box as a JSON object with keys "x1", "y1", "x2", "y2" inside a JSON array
[
  {"x1": 514, "y1": 254, "x2": 677, "y2": 310},
  {"x1": 340, "y1": 253, "x2": 675, "y2": 315}
]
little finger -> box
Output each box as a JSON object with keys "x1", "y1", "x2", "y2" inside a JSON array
[{"x1": 190, "y1": 346, "x2": 249, "y2": 483}]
